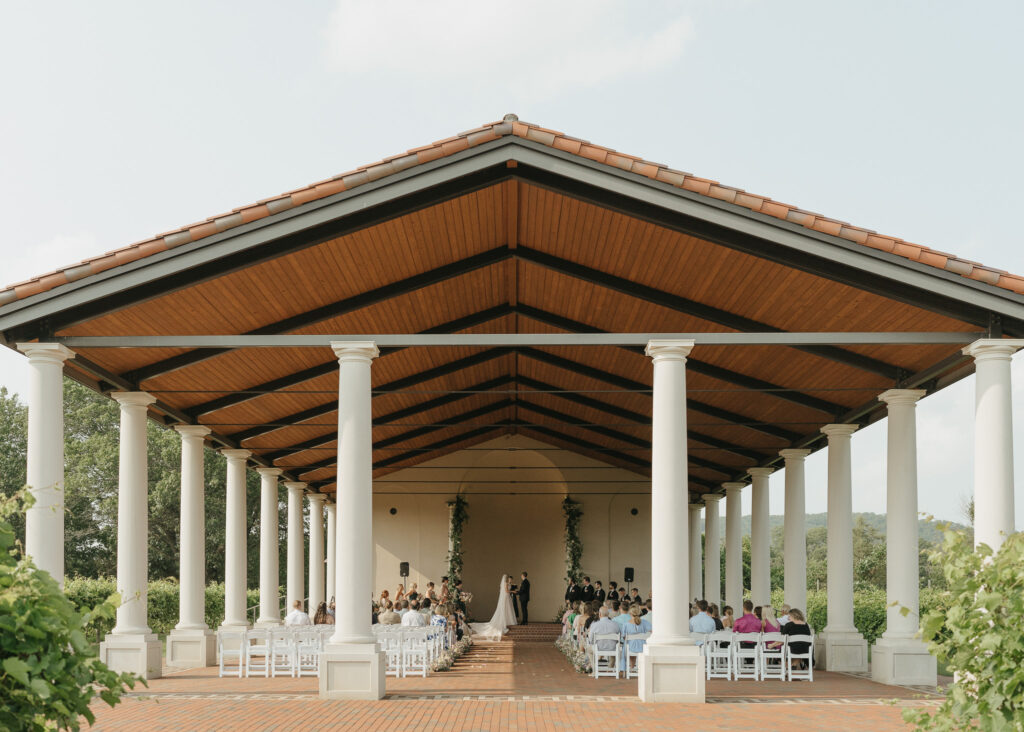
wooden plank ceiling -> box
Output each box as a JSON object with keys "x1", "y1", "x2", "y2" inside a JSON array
[{"x1": 58, "y1": 180, "x2": 979, "y2": 495}]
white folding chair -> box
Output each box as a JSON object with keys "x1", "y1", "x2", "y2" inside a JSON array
[
  {"x1": 732, "y1": 632, "x2": 761, "y2": 680},
  {"x1": 295, "y1": 630, "x2": 321, "y2": 677},
  {"x1": 705, "y1": 630, "x2": 733, "y2": 680},
  {"x1": 787, "y1": 634, "x2": 814, "y2": 682},
  {"x1": 591, "y1": 633, "x2": 621, "y2": 678},
  {"x1": 759, "y1": 632, "x2": 786, "y2": 680},
  {"x1": 244, "y1": 628, "x2": 271, "y2": 678},
  {"x1": 217, "y1": 629, "x2": 246, "y2": 678},
  {"x1": 378, "y1": 630, "x2": 404, "y2": 677},
  {"x1": 270, "y1": 627, "x2": 296, "y2": 677},
  {"x1": 402, "y1": 632, "x2": 429, "y2": 678},
  {"x1": 624, "y1": 632, "x2": 650, "y2": 679}
]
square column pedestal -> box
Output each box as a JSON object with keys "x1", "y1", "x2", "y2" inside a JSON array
[
  {"x1": 638, "y1": 644, "x2": 705, "y2": 703},
  {"x1": 99, "y1": 634, "x2": 163, "y2": 679},
  {"x1": 166, "y1": 629, "x2": 217, "y2": 668},
  {"x1": 871, "y1": 638, "x2": 936, "y2": 686},
  {"x1": 815, "y1": 631, "x2": 868, "y2": 673},
  {"x1": 319, "y1": 643, "x2": 386, "y2": 700}
]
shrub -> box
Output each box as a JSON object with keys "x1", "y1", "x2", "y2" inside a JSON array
[
  {"x1": 905, "y1": 529, "x2": 1024, "y2": 729},
  {"x1": 0, "y1": 491, "x2": 138, "y2": 730}
]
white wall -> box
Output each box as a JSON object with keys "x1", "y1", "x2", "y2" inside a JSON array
[{"x1": 371, "y1": 434, "x2": 653, "y2": 622}]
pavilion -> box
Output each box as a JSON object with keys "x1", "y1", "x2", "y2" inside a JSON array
[{"x1": 2, "y1": 114, "x2": 1022, "y2": 703}]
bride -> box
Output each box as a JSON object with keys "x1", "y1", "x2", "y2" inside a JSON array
[{"x1": 469, "y1": 575, "x2": 518, "y2": 641}]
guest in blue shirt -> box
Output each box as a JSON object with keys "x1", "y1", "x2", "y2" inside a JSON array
[{"x1": 689, "y1": 599, "x2": 716, "y2": 643}]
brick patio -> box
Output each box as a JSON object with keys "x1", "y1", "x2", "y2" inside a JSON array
[{"x1": 87, "y1": 631, "x2": 943, "y2": 730}]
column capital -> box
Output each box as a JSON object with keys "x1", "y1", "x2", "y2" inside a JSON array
[
  {"x1": 330, "y1": 341, "x2": 379, "y2": 363},
  {"x1": 688, "y1": 503, "x2": 703, "y2": 513},
  {"x1": 307, "y1": 492, "x2": 326, "y2": 504},
  {"x1": 644, "y1": 339, "x2": 695, "y2": 361},
  {"x1": 722, "y1": 481, "x2": 746, "y2": 494},
  {"x1": 878, "y1": 388, "x2": 926, "y2": 406},
  {"x1": 962, "y1": 338, "x2": 1024, "y2": 361},
  {"x1": 779, "y1": 448, "x2": 811, "y2": 461},
  {"x1": 16, "y1": 342, "x2": 74, "y2": 364},
  {"x1": 821, "y1": 423, "x2": 858, "y2": 438},
  {"x1": 702, "y1": 493, "x2": 723, "y2": 504},
  {"x1": 111, "y1": 391, "x2": 157, "y2": 408},
  {"x1": 747, "y1": 467, "x2": 775, "y2": 478},
  {"x1": 256, "y1": 467, "x2": 283, "y2": 478},
  {"x1": 220, "y1": 448, "x2": 252, "y2": 462},
  {"x1": 174, "y1": 424, "x2": 211, "y2": 439},
  {"x1": 282, "y1": 480, "x2": 305, "y2": 492}
]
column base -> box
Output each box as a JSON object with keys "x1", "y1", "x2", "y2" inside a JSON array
[
  {"x1": 871, "y1": 637, "x2": 937, "y2": 686},
  {"x1": 318, "y1": 643, "x2": 386, "y2": 700},
  {"x1": 99, "y1": 633, "x2": 163, "y2": 680},
  {"x1": 254, "y1": 619, "x2": 282, "y2": 628},
  {"x1": 814, "y1": 630, "x2": 868, "y2": 673},
  {"x1": 637, "y1": 643, "x2": 705, "y2": 703},
  {"x1": 166, "y1": 628, "x2": 216, "y2": 668}
]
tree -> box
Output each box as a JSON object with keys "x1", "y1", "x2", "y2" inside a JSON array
[
  {"x1": 0, "y1": 490, "x2": 139, "y2": 730},
  {"x1": 0, "y1": 388, "x2": 27, "y2": 544}
]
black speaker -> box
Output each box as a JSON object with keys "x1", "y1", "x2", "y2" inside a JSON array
[
  {"x1": 624, "y1": 567, "x2": 634, "y2": 583},
  {"x1": 400, "y1": 562, "x2": 409, "y2": 578}
]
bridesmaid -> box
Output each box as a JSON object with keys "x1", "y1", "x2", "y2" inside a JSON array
[{"x1": 395, "y1": 583, "x2": 406, "y2": 604}]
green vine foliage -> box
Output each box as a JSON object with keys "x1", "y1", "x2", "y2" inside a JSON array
[
  {"x1": 562, "y1": 497, "x2": 583, "y2": 585},
  {"x1": 0, "y1": 490, "x2": 140, "y2": 731},
  {"x1": 904, "y1": 528, "x2": 1024, "y2": 730},
  {"x1": 446, "y1": 495, "x2": 469, "y2": 584}
]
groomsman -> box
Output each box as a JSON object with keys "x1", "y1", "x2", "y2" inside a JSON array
[
  {"x1": 581, "y1": 576, "x2": 595, "y2": 603},
  {"x1": 593, "y1": 581, "x2": 606, "y2": 604},
  {"x1": 565, "y1": 579, "x2": 581, "y2": 605}
]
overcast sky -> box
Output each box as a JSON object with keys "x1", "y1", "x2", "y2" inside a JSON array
[{"x1": 1, "y1": 1, "x2": 1022, "y2": 526}]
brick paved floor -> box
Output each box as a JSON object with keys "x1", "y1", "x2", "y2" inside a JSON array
[{"x1": 87, "y1": 637, "x2": 942, "y2": 730}]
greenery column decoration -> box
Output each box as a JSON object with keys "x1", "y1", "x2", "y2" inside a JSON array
[
  {"x1": 562, "y1": 497, "x2": 583, "y2": 585},
  {"x1": 446, "y1": 495, "x2": 469, "y2": 584}
]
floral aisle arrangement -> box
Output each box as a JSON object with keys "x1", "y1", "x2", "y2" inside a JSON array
[
  {"x1": 561, "y1": 497, "x2": 583, "y2": 586},
  {"x1": 555, "y1": 634, "x2": 592, "y2": 675},
  {"x1": 431, "y1": 637, "x2": 474, "y2": 672},
  {"x1": 447, "y1": 495, "x2": 469, "y2": 584}
]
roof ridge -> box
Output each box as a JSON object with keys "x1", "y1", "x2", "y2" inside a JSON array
[{"x1": 4, "y1": 114, "x2": 1023, "y2": 305}]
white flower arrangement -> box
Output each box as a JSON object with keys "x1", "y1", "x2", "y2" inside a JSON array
[
  {"x1": 431, "y1": 637, "x2": 474, "y2": 672},
  {"x1": 555, "y1": 634, "x2": 592, "y2": 674},
  {"x1": 459, "y1": 591, "x2": 473, "y2": 603}
]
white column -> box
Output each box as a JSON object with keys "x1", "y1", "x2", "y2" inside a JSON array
[
  {"x1": 16, "y1": 343, "x2": 73, "y2": 586},
  {"x1": 221, "y1": 449, "x2": 251, "y2": 628},
  {"x1": 325, "y1": 501, "x2": 337, "y2": 602},
  {"x1": 688, "y1": 504, "x2": 703, "y2": 602},
  {"x1": 99, "y1": 392, "x2": 161, "y2": 679},
  {"x1": 639, "y1": 339, "x2": 703, "y2": 703},
  {"x1": 167, "y1": 425, "x2": 216, "y2": 668},
  {"x1": 703, "y1": 494, "x2": 721, "y2": 606},
  {"x1": 817, "y1": 423, "x2": 867, "y2": 672},
  {"x1": 723, "y1": 482, "x2": 745, "y2": 614},
  {"x1": 963, "y1": 339, "x2": 1024, "y2": 551},
  {"x1": 308, "y1": 493, "x2": 326, "y2": 612},
  {"x1": 321, "y1": 341, "x2": 385, "y2": 700},
  {"x1": 779, "y1": 449, "x2": 810, "y2": 614},
  {"x1": 285, "y1": 481, "x2": 306, "y2": 613},
  {"x1": 256, "y1": 468, "x2": 283, "y2": 626},
  {"x1": 747, "y1": 467, "x2": 773, "y2": 607},
  {"x1": 872, "y1": 389, "x2": 936, "y2": 686}
]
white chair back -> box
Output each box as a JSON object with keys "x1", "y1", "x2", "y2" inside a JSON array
[{"x1": 591, "y1": 633, "x2": 621, "y2": 679}]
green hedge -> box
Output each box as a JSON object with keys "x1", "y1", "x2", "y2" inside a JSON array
[
  {"x1": 65, "y1": 577, "x2": 266, "y2": 641},
  {"x1": 768, "y1": 587, "x2": 950, "y2": 648}
]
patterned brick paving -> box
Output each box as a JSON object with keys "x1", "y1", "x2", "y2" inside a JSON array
[{"x1": 87, "y1": 635, "x2": 941, "y2": 730}]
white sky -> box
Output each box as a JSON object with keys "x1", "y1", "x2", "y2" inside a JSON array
[{"x1": 1, "y1": 0, "x2": 1022, "y2": 525}]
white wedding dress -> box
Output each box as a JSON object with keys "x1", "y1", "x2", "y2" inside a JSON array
[{"x1": 468, "y1": 575, "x2": 518, "y2": 641}]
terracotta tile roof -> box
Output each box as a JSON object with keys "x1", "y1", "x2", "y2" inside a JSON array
[{"x1": 4, "y1": 114, "x2": 1023, "y2": 306}]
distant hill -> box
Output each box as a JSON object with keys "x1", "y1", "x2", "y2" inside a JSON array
[{"x1": 709, "y1": 513, "x2": 966, "y2": 544}]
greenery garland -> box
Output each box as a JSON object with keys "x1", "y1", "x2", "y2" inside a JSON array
[
  {"x1": 446, "y1": 495, "x2": 469, "y2": 584},
  {"x1": 562, "y1": 497, "x2": 583, "y2": 585}
]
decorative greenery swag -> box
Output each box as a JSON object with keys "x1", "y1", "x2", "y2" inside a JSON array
[
  {"x1": 562, "y1": 497, "x2": 583, "y2": 585},
  {"x1": 446, "y1": 495, "x2": 469, "y2": 584}
]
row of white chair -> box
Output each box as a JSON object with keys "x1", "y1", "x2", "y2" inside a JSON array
[
  {"x1": 373, "y1": 624, "x2": 450, "y2": 678},
  {"x1": 702, "y1": 630, "x2": 814, "y2": 681},
  {"x1": 589, "y1": 631, "x2": 651, "y2": 679},
  {"x1": 218, "y1": 626, "x2": 334, "y2": 678}
]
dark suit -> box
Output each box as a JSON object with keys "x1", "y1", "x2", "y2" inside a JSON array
[
  {"x1": 581, "y1": 584, "x2": 595, "y2": 602},
  {"x1": 565, "y1": 584, "x2": 581, "y2": 605},
  {"x1": 518, "y1": 578, "x2": 530, "y2": 625},
  {"x1": 594, "y1": 588, "x2": 606, "y2": 604}
]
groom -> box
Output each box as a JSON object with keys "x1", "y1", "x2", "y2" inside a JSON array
[{"x1": 517, "y1": 571, "x2": 530, "y2": 625}]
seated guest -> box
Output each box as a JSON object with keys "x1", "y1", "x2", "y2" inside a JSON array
[
  {"x1": 754, "y1": 605, "x2": 763, "y2": 622},
  {"x1": 378, "y1": 600, "x2": 401, "y2": 624},
  {"x1": 762, "y1": 605, "x2": 783, "y2": 649},
  {"x1": 733, "y1": 600, "x2": 762, "y2": 634},
  {"x1": 689, "y1": 599, "x2": 716, "y2": 642},
  {"x1": 594, "y1": 581, "x2": 606, "y2": 604},
  {"x1": 604, "y1": 600, "x2": 618, "y2": 619},
  {"x1": 777, "y1": 604, "x2": 792, "y2": 626},
  {"x1": 313, "y1": 601, "x2": 331, "y2": 625},
  {"x1": 420, "y1": 597, "x2": 433, "y2": 615},
  {"x1": 402, "y1": 600, "x2": 427, "y2": 626},
  {"x1": 722, "y1": 605, "x2": 734, "y2": 629},
  {"x1": 781, "y1": 608, "x2": 812, "y2": 668},
  {"x1": 431, "y1": 603, "x2": 448, "y2": 629},
  {"x1": 572, "y1": 602, "x2": 589, "y2": 646},
  {"x1": 397, "y1": 599, "x2": 411, "y2": 616},
  {"x1": 612, "y1": 601, "x2": 632, "y2": 628},
  {"x1": 284, "y1": 599, "x2": 312, "y2": 626},
  {"x1": 587, "y1": 606, "x2": 621, "y2": 668},
  {"x1": 620, "y1": 605, "x2": 651, "y2": 672},
  {"x1": 709, "y1": 603, "x2": 724, "y2": 630}
]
